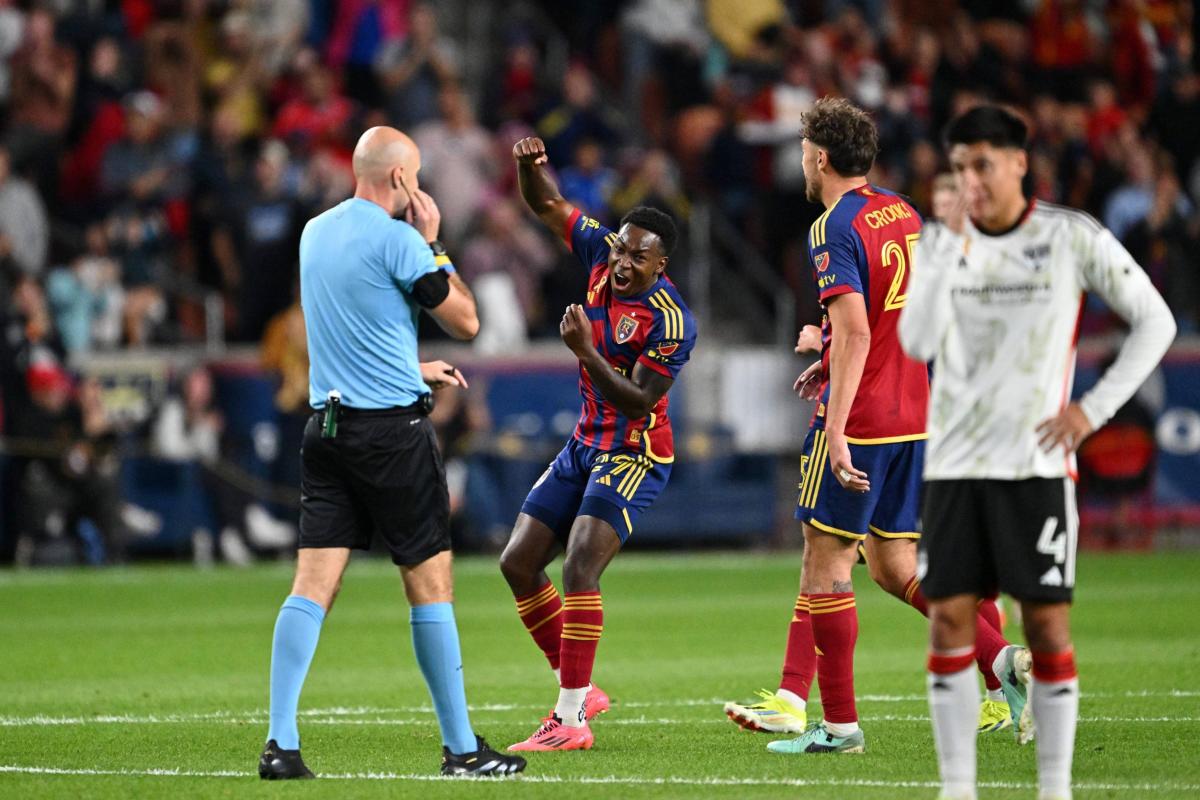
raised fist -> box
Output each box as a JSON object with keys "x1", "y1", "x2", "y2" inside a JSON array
[{"x1": 513, "y1": 136, "x2": 549, "y2": 165}]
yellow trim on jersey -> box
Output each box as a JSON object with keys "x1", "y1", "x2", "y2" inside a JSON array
[
  {"x1": 649, "y1": 290, "x2": 684, "y2": 340},
  {"x1": 657, "y1": 291, "x2": 685, "y2": 337},
  {"x1": 844, "y1": 432, "x2": 929, "y2": 445},
  {"x1": 648, "y1": 294, "x2": 672, "y2": 338},
  {"x1": 640, "y1": 412, "x2": 676, "y2": 464},
  {"x1": 806, "y1": 517, "x2": 868, "y2": 541},
  {"x1": 868, "y1": 524, "x2": 921, "y2": 540},
  {"x1": 434, "y1": 254, "x2": 452, "y2": 267},
  {"x1": 809, "y1": 196, "x2": 843, "y2": 248},
  {"x1": 622, "y1": 508, "x2": 633, "y2": 534}
]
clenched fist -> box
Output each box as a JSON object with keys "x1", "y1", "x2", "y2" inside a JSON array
[{"x1": 513, "y1": 136, "x2": 549, "y2": 166}]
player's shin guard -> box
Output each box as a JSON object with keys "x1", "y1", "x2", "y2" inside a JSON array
[
  {"x1": 515, "y1": 581, "x2": 564, "y2": 671},
  {"x1": 810, "y1": 593, "x2": 858, "y2": 725},
  {"x1": 906, "y1": 577, "x2": 1005, "y2": 693},
  {"x1": 780, "y1": 594, "x2": 816, "y2": 700},
  {"x1": 928, "y1": 648, "x2": 979, "y2": 800},
  {"x1": 558, "y1": 592, "x2": 603, "y2": 727},
  {"x1": 1031, "y1": 649, "x2": 1079, "y2": 800}
]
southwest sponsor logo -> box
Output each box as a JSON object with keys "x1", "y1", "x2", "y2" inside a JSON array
[
  {"x1": 815, "y1": 251, "x2": 831, "y2": 273},
  {"x1": 656, "y1": 342, "x2": 680, "y2": 356}
]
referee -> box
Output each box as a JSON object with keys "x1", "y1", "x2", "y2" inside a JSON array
[{"x1": 258, "y1": 126, "x2": 525, "y2": 779}]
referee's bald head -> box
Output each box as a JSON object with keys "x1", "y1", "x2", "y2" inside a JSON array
[{"x1": 353, "y1": 126, "x2": 421, "y2": 216}]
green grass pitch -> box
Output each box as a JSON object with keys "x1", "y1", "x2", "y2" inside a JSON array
[{"x1": 1, "y1": 551, "x2": 1198, "y2": 798}]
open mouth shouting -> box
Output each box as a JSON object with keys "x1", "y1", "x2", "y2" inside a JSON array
[{"x1": 612, "y1": 269, "x2": 632, "y2": 292}]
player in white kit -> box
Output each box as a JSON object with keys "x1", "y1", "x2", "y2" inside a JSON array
[{"x1": 899, "y1": 105, "x2": 1176, "y2": 800}]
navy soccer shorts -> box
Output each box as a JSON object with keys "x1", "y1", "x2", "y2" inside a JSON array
[
  {"x1": 520, "y1": 438, "x2": 672, "y2": 544},
  {"x1": 794, "y1": 426, "x2": 924, "y2": 541}
]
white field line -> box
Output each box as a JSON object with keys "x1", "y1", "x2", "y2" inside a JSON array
[
  {"x1": 1, "y1": 764, "x2": 1198, "y2": 794},
  {"x1": 2, "y1": 712, "x2": 1196, "y2": 728},
  {"x1": 2, "y1": 690, "x2": 1194, "y2": 728}
]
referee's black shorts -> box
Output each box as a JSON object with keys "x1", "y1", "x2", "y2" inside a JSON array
[{"x1": 299, "y1": 406, "x2": 450, "y2": 566}]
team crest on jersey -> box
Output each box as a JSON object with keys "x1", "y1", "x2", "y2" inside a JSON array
[
  {"x1": 815, "y1": 251, "x2": 831, "y2": 273},
  {"x1": 615, "y1": 313, "x2": 640, "y2": 344}
]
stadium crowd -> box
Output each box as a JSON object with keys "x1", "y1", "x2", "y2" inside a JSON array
[{"x1": 0, "y1": 0, "x2": 1196, "y2": 564}]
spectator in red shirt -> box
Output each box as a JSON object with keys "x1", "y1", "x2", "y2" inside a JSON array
[{"x1": 272, "y1": 64, "x2": 354, "y2": 150}]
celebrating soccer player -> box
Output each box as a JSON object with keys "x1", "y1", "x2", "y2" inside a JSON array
[
  {"x1": 900, "y1": 105, "x2": 1176, "y2": 800},
  {"x1": 723, "y1": 98, "x2": 1030, "y2": 754},
  {"x1": 499, "y1": 136, "x2": 697, "y2": 751}
]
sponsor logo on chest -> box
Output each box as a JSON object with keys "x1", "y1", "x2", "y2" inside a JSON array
[{"x1": 1021, "y1": 243, "x2": 1052, "y2": 272}]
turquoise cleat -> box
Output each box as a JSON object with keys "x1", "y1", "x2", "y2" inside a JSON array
[
  {"x1": 994, "y1": 645, "x2": 1035, "y2": 744},
  {"x1": 766, "y1": 722, "x2": 866, "y2": 754}
]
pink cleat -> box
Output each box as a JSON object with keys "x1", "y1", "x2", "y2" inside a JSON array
[
  {"x1": 508, "y1": 716, "x2": 594, "y2": 751},
  {"x1": 583, "y1": 684, "x2": 610, "y2": 721}
]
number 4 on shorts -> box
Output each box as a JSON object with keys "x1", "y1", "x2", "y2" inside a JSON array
[{"x1": 1036, "y1": 517, "x2": 1066, "y2": 564}]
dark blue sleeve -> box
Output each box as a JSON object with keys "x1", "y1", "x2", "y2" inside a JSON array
[
  {"x1": 563, "y1": 207, "x2": 617, "y2": 269},
  {"x1": 810, "y1": 212, "x2": 865, "y2": 303},
  {"x1": 638, "y1": 295, "x2": 697, "y2": 379}
]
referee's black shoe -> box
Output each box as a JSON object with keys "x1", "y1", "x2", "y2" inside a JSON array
[
  {"x1": 441, "y1": 735, "x2": 527, "y2": 776},
  {"x1": 258, "y1": 739, "x2": 315, "y2": 780}
]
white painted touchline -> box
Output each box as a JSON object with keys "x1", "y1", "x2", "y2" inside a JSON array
[
  {"x1": 1, "y1": 713, "x2": 1196, "y2": 727},
  {"x1": 1, "y1": 764, "x2": 1198, "y2": 794}
]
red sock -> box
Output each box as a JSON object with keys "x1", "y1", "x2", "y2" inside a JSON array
[
  {"x1": 559, "y1": 591, "x2": 603, "y2": 689},
  {"x1": 780, "y1": 594, "x2": 815, "y2": 699},
  {"x1": 810, "y1": 593, "x2": 858, "y2": 724},
  {"x1": 1032, "y1": 648, "x2": 1078, "y2": 683},
  {"x1": 906, "y1": 576, "x2": 1006, "y2": 692},
  {"x1": 515, "y1": 581, "x2": 563, "y2": 670},
  {"x1": 977, "y1": 596, "x2": 1003, "y2": 633},
  {"x1": 974, "y1": 611, "x2": 1008, "y2": 691},
  {"x1": 903, "y1": 575, "x2": 929, "y2": 614}
]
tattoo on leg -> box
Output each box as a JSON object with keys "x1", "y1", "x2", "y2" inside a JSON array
[{"x1": 833, "y1": 579, "x2": 853, "y2": 593}]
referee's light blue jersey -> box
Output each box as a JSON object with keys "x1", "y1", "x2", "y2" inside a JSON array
[{"x1": 300, "y1": 198, "x2": 439, "y2": 409}]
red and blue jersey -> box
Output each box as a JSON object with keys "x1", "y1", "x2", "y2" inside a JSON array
[
  {"x1": 561, "y1": 208, "x2": 697, "y2": 463},
  {"x1": 809, "y1": 185, "x2": 928, "y2": 443}
]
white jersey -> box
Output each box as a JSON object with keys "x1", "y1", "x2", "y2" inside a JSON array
[{"x1": 899, "y1": 200, "x2": 1176, "y2": 481}]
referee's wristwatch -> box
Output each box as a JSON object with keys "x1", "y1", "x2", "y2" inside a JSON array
[{"x1": 429, "y1": 239, "x2": 455, "y2": 273}]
